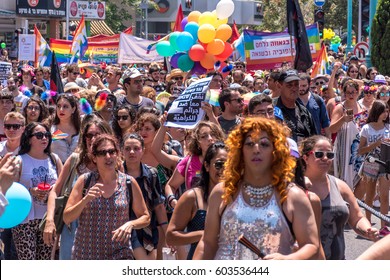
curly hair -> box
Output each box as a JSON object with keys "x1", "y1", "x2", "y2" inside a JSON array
[
  {"x1": 187, "y1": 121, "x2": 225, "y2": 156},
  {"x1": 222, "y1": 117, "x2": 296, "y2": 204}
]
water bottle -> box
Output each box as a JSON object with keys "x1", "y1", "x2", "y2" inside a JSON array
[{"x1": 384, "y1": 129, "x2": 390, "y2": 144}]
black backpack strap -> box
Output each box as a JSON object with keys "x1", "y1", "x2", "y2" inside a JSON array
[
  {"x1": 82, "y1": 172, "x2": 93, "y2": 197},
  {"x1": 126, "y1": 175, "x2": 133, "y2": 212}
]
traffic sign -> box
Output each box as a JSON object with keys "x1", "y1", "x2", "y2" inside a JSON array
[
  {"x1": 353, "y1": 42, "x2": 369, "y2": 63},
  {"x1": 314, "y1": 0, "x2": 326, "y2": 7}
]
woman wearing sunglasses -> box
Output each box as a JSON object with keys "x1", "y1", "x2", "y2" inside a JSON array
[
  {"x1": 166, "y1": 142, "x2": 227, "y2": 260},
  {"x1": 300, "y1": 135, "x2": 379, "y2": 260},
  {"x1": 112, "y1": 105, "x2": 136, "y2": 145},
  {"x1": 12, "y1": 122, "x2": 63, "y2": 259},
  {"x1": 377, "y1": 85, "x2": 390, "y2": 106},
  {"x1": 346, "y1": 64, "x2": 359, "y2": 79},
  {"x1": 63, "y1": 134, "x2": 149, "y2": 260},
  {"x1": 49, "y1": 94, "x2": 81, "y2": 163},
  {"x1": 357, "y1": 100, "x2": 390, "y2": 236},
  {"x1": 44, "y1": 116, "x2": 113, "y2": 259}
]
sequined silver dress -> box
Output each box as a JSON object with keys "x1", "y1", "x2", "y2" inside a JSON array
[{"x1": 214, "y1": 188, "x2": 295, "y2": 260}]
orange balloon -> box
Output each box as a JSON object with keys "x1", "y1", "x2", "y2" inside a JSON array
[
  {"x1": 188, "y1": 11, "x2": 201, "y2": 23},
  {"x1": 200, "y1": 53, "x2": 216, "y2": 70},
  {"x1": 207, "y1": 39, "x2": 225, "y2": 55},
  {"x1": 215, "y1": 24, "x2": 232, "y2": 42},
  {"x1": 215, "y1": 42, "x2": 233, "y2": 61},
  {"x1": 189, "y1": 44, "x2": 206, "y2": 61}
]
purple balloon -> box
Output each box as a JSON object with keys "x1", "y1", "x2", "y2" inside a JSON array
[
  {"x1": 191, "y1": 62, "x2": 207, "y2": 75},
  {"x1": 170, "y1": 52, "x2": 185, "y2": 68},
  {"x1": 181, "y1": 17, "x2": 188, "y2": 31}
]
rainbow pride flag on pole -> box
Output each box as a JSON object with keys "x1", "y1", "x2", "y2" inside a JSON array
[
  {"x1": 34, "y1": 25, "x2": 51, "y2": 67},
  {"x1": 310, "y1": 43, "x2": 330, "y2": 78},
  {"x1": 70, "y1": 15, "x2": 88, "y2": 63}
]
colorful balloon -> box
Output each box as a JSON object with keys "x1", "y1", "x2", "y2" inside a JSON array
[
  {"x1": 169, "y1": 31, "x2": 181, "y2": 51},
  {"x1": 191, "y1": 62, "x2": 207, "y2": 75},
  {"x1": 212, "y1": 10, "x2": 228, "y2": 28},
  {"x1": 198, "y1": 11, "x2": 217, "y2": 27},
  {"x1": 188, "y1": 11, "x2": 201, "y2": 23},
  {"x1": 185, "y1": 22, "x2": 199, "y2": 42},
  {"x1": 200, "y1": 53, "x2": 215, "y2": 70},
  {"x1": 215, "y1": 24, "x2": 232, "y2": 42},
  {"x1": 215, "y1": 42, "x2": 233, "y2": 61},
  {"x1": 198, "y1": 24, "x2": 216, "y2": 44},
  {"x1": 177, "y1": 32, "x2": 194, "y2": 52},
  {"x1": 181, "y1": 17, "x2": 188, "y2": 31},
  {"x1": 170, "y1": 52, "x2": 185, "y2": 68},
  {"x1": 207, "y1": 39, "x2": 225, "y2": 55},
  {"x1": 216, "y1": 0, "x2": 235, "y2": 19},
  {"x1": 178, "y1": 54, "x2": 195, "y2": 72},
  {"x1": 0, "y1": 182, "x2": 32, "y2": 229},
  {"x1": 0, "y1": 42, "x2": 5, "y2": 49},
  {"x1": 156, "y1": 41, "x2": 175, "y2": 57},
  {"x1": 189, "y1": 44, "x2": 206, "y2": 61}
]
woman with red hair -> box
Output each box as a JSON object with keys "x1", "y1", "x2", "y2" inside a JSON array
[{"x1": 195, "y1": 118, "x2": 319, "y2": 260}]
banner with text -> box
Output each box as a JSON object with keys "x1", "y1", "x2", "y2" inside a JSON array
[
  {"x1": 69, "y1": 1, "x2": 106, "y2": 20},
  {"x1": 165, "y1": 77, "x2": 212, "y2": 129},
  {"x1": 243, "y1": 24, "x2": 321, "y2": 70}
]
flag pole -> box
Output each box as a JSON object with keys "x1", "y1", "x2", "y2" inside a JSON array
[{"x1": 289, "y1": 34, "x2": 295, "y2": 69}]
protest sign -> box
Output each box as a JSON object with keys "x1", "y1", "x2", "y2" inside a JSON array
[
  {"x1": 165, "y1": 77, "x2": 212, "y2": 129},
  {"x1": 0, "y1": 61, "x2": 12, "y2": 87},
  {"x1": 18, "y1": 34, "x2": 36, "y2": 61},
  {"x1": 243, "y1": 24, "x2": 321, "y2": 70}
]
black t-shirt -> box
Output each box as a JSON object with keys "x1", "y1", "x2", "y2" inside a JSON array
[{"x1": 218, "y1": 115, "x2": 241, "y2": 135}]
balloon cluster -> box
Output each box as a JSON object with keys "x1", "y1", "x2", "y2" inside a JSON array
[
  {"x1": 323, "y1": 28, "x2": 335, "y2": 40},
  {"x1": 323, "y1": 28, "x2": 342, "y2": 53},
  {"x1": 156, "y1": 0, "x2": 235, "y2": 74}
]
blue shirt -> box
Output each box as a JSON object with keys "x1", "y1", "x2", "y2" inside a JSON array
[{"x1": 298, "y1": 93, "x2": 330, "y2": 135}]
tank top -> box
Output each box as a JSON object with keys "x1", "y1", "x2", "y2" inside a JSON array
[
  {"x1": 186, "y1": 189, "x2": 207, "y2": 260},
  {"x1": 18, "y1": 153, "x2": 58, "y2": 223},
  {"x1": 71, "y1": 171, "x2": 134, "y2": 260},
  {"x1": 320, "y1": 175, "x2": 350, "y2": 260},
  {"x1": 214, "y1": 188, "x2": 295, "y2": 260}
]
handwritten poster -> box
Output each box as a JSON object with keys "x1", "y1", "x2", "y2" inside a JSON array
[
  {"x1": 165, "y1": 77, "x2": 212, "y2": 129},
  {"x1": 0, "y1": 61, "x2": 12, "y2": 87}
]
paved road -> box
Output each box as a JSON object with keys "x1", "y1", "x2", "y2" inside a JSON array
[{"x1": 345, "y1": 204, "x2": 388, "y2": 260}]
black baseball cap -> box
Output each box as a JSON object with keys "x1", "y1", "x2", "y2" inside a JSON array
[{"x1": 279, "y1": 70, "x2": 300, "y2": 83}]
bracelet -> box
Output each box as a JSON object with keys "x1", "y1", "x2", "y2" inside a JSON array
[
  {"x1": 168, "y1": 197, "x2": 177, "y2": 208},
  {"x1": 158, "y1": 221, "x2": 168, "y2": 226},
  {"x1": 166, "y1": 194, "x2": 175, "y2": 201}
]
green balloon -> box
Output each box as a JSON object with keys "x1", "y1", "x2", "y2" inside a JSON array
[
  {"x1": 169, "y1": 32, "x2": 181, "y2": 51},
  {"x1": 0, "y1": 42, "x2": 5, "y2": 49},
  {"x1": 156, "y1": 41, "x2": 175, "y2": 57}
]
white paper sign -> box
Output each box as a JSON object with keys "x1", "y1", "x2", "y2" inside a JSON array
[
  {"x1": 165, "y1": 77, "x2": 212, "y2": 129},
  {"x1": 0, "y1": 61, "x2": 12, "y2": 87},
  {"x1": 18, "y1": 34, "x2": 36, "y2": 61}
]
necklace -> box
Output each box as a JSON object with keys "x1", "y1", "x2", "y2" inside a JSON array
[{"x1": 243, "y1": 183, "x2": 274, "y2": 207}]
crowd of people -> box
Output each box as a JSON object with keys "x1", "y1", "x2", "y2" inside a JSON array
[{"x1": 0, "y1": 47, "x2": 389, "y2": 260}]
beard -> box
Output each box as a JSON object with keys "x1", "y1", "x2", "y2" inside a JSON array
[
  {"x1": 8, "y1": 85, "x2": 16, "y2": 91},
  {"x1": 299, "y1": 88, "x2": 310, "y2": 96}
]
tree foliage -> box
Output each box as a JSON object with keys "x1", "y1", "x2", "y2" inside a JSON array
[{"x1": 371, "y1": 0, "x2": 390, "y2": 75}]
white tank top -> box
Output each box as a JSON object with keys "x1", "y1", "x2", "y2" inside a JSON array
[{"x1": 18, "y1": 153, "x2": 58, "y2": 223}]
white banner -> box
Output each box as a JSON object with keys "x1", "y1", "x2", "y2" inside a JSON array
[
  {"x1": 69, "y1": 1, "x2": 106, "y2": 19},
  {"x1": 18, "y1": 34, "x2": 36, "y2": 61},
  {"x1": 118, "y1": 33, "x2": 163, "y2": 64},
  {"x1": 165, "y1": 77, "x2": 212, "y2": 129}
]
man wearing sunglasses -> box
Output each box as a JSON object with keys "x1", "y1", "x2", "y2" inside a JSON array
[
  {"x1": 298, "y1": 73, "x2": 331, "y2": 139},
  {"x1": 62, "y1": 64, "x2": 87, "y2": 89},
  {"x1": 274, "y1": 70, "x2": 316, "y2": 143},
  {"x1": 217, "y1": 88, "x2": 243, "y2": 135},
  {"x1": 312, "y1": 74, "x2": 329, "y2": 95}
]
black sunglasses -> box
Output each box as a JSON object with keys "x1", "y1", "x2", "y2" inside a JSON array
[
  {"x1": 230, "y1": 97, "x2": 244, "y2": 103},
  {"x1": 315, "y1": 81, "x2": 326, "y2": 86},
  {"x1": 31, "y1": 131, "x2": 51, "y2": 140},
  {"x1": 95, "y1": 148, "x2": 117, "y2": 157},
  {"x1": 173, "y1": 77, "x2": 183, "y2": 81},
  {"x1": 309, "y1": 151, "x2": 335, "y2": 160},
  {"x1": 116, "y1": 115, "x2": 129, "y2": 121},
  {"x1": 85, "y1": 133, "x2": 99, "y2": 140},
  {"x1": 213, "y1": 160, "x2": 225, "y2": 170},
  {"x1": 4, "y1": 124, "x2": 23, "y2": 130}
]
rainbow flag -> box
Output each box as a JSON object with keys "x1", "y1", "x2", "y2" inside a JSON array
[
  {"x1": 70, "y1": 15, "x2": 88, "y2": 63},
  {"x1": 310, "y1": 44, "x2": 330, "y2": 79},
  {"x1": 34, "y1": 25, "x2": 51, "y2": 67},
  {"x1": 52, "y1": 129, "x2": 68, "y2": 141},
  {"x1": 207, "y1": 89, "x2": 220, "y2": 107}
]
